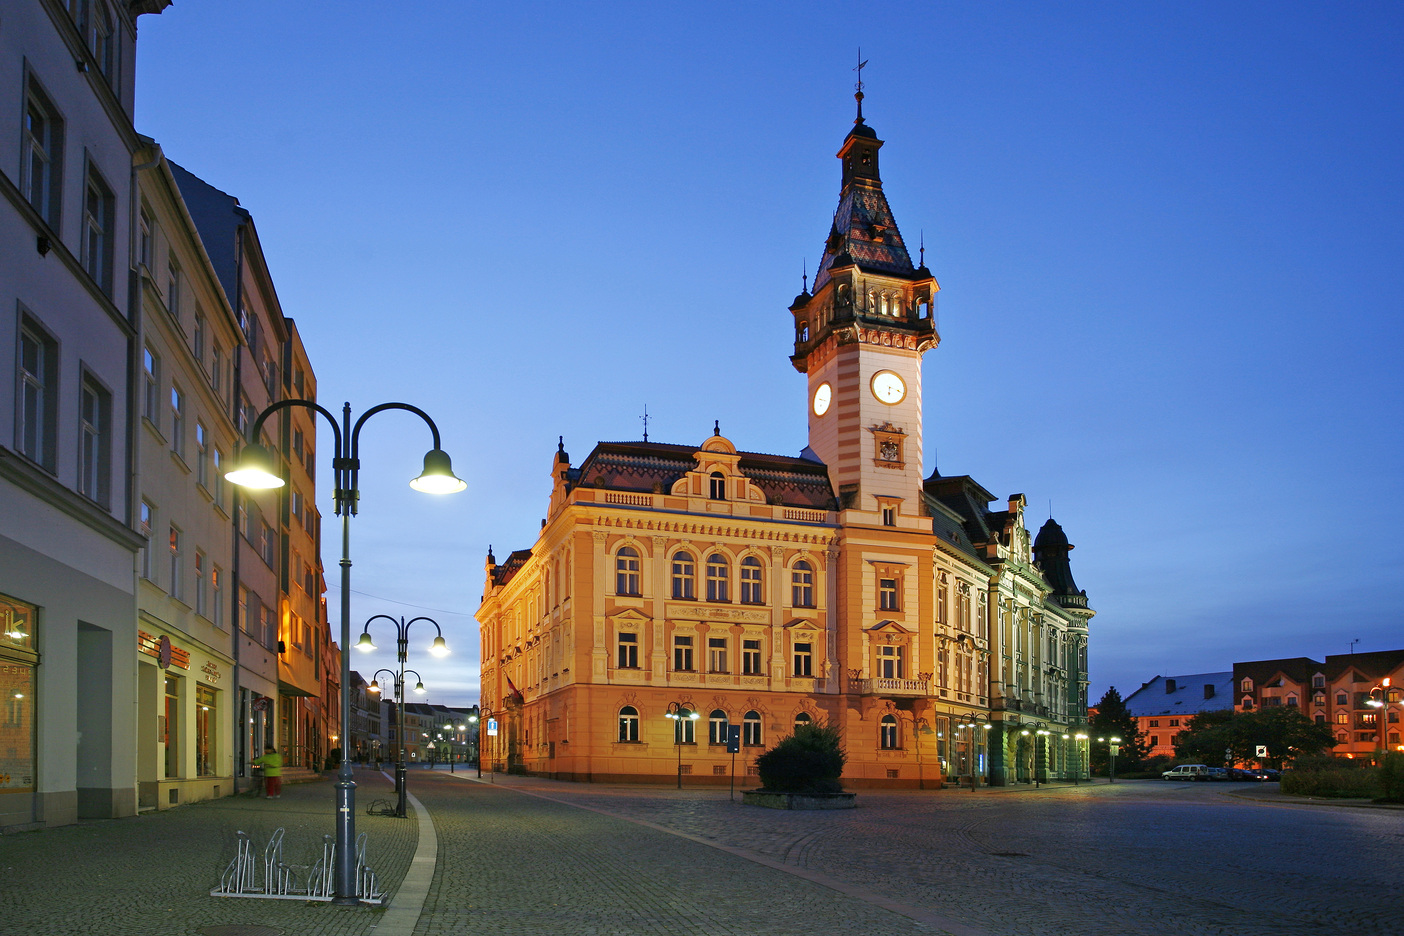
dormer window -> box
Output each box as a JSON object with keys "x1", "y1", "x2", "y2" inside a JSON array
[
  {"x1": 709, "y1": 472, "x2": 726, "y2": 500},
  {"x1": 1312, "y1": 673, "x2": 1325, "y2": 688},
  {"x1": 1241, "y1": 677, "x2": 1253, "y2": 692}
]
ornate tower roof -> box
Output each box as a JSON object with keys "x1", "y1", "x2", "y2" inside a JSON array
[
  {"x1": 1033, "y1": 518, "x2": 1090, "y2": 611},
  {"x1": 813, "y1": 97, "x2": 920, "y2": 291}
]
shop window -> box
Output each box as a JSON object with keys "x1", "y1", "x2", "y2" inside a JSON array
[{"x1": 196, "y1": 685, "x2": 216, "y2": 776}]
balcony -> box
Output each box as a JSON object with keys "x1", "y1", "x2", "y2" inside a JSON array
[{"x1": 852, "y1": 677, "x2": 928, "y2": 697}]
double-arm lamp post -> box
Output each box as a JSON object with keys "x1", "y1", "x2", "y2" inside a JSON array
[
  {"x1": 665, "y1": 702, "x2": 699, "y2": 789},
  {"x1": 357, "y1": 615, "x2": 447, "y2": 818},
  {"x1": 226, "y1": 400, "x2": 464, "y2": 905},
  {"x1": 364, "y1": 665, "x2": 424, "y2": 816},
  {"x1": 1366, "y1": 678, "x2": 1402, "y2": 753}
]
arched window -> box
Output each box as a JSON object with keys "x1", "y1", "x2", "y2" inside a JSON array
[
  {"x1": 618, "y1": 706, "x2": 639, "y2": 742},
  {"x1": 671, "y1": 551, "x2": 695, "y2": 600},
  {"x1": 743, "y1": 710, "x2": 762, "y2": 746},
  {"x1": 91, "y1": 2, "x2": 114, "y2": 79},
  {"x1": 708, "y1": 709, "x2": 729, "y2": 745},
  {"x1": 798, "y1": 322, "x2": 809, "y2": 343},
  {"x1": 880, "y1": 714, "x2": 899, "y2": 749},
  {"x1": 709, "y1": 471, "x2": 726, "y2": 500},
  {"x1": 794, "y1": 712, "x2": 812, "y2": 731},
  {"x1": 791, "y1": 560, "x2": 814, "y2": 607},
  {"x1": 615, "y1": 546, "x2": 640, "y2": 595},
  {"x1": 740, "y1": 556, "x2": 763, "y2": 604},
  {"x1": 706, "y1": 554, "x2": 729, "y2": 602}
]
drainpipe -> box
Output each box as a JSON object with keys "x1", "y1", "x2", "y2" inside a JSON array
[{"x1": 230, "y1": 222, "x2": 246, "y2": 792}]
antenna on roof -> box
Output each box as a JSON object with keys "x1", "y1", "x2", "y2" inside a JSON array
[
  {"x1": 640, "y1": 405, "x2": 649, "y2": 442},
  {"x1": 1049, "y1": 499, "x2": 1053, "y2": 520},
  {"x1": 1350, "y1": 638, "x2": 1360, "y2": 657}
]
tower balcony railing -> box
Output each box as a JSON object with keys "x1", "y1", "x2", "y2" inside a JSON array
[{"x1": 852, "y1": 677, "x2": 928, "y2": 697}]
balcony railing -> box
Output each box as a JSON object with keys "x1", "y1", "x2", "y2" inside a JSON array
[{"x1": 853, "y1": 677, "x2": 928, "y2": 697}]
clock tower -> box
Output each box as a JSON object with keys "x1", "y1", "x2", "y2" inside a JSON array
[{"x1": 790, "y1": 92, "x2": 939, "y2": 517}]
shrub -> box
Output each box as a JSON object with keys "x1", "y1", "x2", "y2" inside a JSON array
[
  {"x1": 1378, "y1": 753, "x2": 1404, "y2": 803},
  {"x1": 755, "y1": 723, "x2": 847, "y2": 794},
  {"x1": 1282, "y1": 755, "x2": 1380, "y2": 798}
]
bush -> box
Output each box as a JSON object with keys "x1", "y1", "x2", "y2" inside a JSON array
[
  {"x1": 1282, "y1": 755, "x2": 1380, "y2": 798},
  {"x1": 1378, "y1": 753, "x2": 1404, "y2": 803},
  {"x1": 755, "y1": 723, "x2": 847, "y2": 794}
]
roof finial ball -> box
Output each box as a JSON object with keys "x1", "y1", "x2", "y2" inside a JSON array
[{"x1": 714, "y1": 419, "x2": 721, "y2": 437}]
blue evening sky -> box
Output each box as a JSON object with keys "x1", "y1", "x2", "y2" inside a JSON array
[{"x1": 135, "y1": 3, "x2": 1403, "y2": 707}]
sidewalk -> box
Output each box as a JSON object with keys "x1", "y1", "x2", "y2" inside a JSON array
[{"x1": 0, "y1": 767, "x2": 417, "y2": 936}]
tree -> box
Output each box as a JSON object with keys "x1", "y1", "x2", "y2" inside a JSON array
[
  {"x1": 756, "y1": 722, "x2": 847, "y2": 793},
  {"x1": 1088, "y1": 686, "x2": 1148, "y2": 774},
  {"x1": 1175, "y1": 707, "x2": 1337, "y2": 769}
]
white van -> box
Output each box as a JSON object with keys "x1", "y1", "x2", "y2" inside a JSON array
[{"x1": 1161, "y1": 764, "x2": 1211, "y2": 781}]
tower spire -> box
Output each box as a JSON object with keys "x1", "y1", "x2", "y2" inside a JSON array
[{"x1": 853, "y1": 50, "x2": 868, "y2": 125}]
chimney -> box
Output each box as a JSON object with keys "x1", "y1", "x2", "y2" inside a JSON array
[
  {"x1": 1165, "y1": 678, "x2": 1177, "y2": 694},
  {"x1": 1204, "y1": 684, "x2": 1215, "y2": 699}
]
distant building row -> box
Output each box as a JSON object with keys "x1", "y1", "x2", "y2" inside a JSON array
[
  {"x1": 1, "y1": 2, "x2": 333, "y2": 830},
  {"x1": 1125, "y1": 649, "x2": 1404, "y2": 758}
]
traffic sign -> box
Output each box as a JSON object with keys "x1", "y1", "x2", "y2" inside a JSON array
[
  {"x1": 487, "y1": 718, "x2": 499, "y2": 737},
  {"x1": 726, "y1": 725, "x2": 741, "y2": 754},
  {"x1": 1255, "y1": 744, "x2": 1267, "y2": 758}
]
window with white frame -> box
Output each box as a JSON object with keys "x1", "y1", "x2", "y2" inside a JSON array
[
  {"x1": 615, "y1": 546, "x2": 640, "y2": 595},
  {"x1": 708, "y1": 710, "x2": 729, "y2": 745},
  {"x1": 793, "y1": 641, "x2": 813, "y2": 677},
  {"x1": 168, "y1": 525, "x2": 182, "y2": 600},
  {"x1": 193, "y1": 310, "x2": 205, "y2": 364},
  {"x1": 709, "y1": 471, "x2": 726, "y2": 500},
  {"x1": 212, "y1": 448, "x2": 225, "y2": 508},
  {"x1": 794, "y1": 711, "x2": 812, "y2": 731},
  {"x1": 17, "y1": 318, "x2": 58, "y2": 470},
  {"x1": 617, "y1": 631, "x2": 638, "y2": 668},
  {"x1": 89, "y1": 1, "x2": 115, "y2": 80},
  {"x1": 743, "y1": 710, "x2": 762, "y2": 746},
  {"x1": 878, "y1": 644, "x2": 904, "y2": 679},
  {"x1": 742, "y1": 638, "x2": 762, "y2": 675},
  {"x1": 23, "y1": 78, "x2": 63, "y2": 227},
  {"x1": 138, "y1": 208, "x2": 152, "y2": 268},
  {"x1": 194, "y1": 550, "x2": 206, "y2": 616},
  {"x1": 791, "y1": 560, "x2": 814, "y2": 607},
  {"x1": 675, "y1": 712, "x2": 696, "y2": 744},
  {"x1": 83, "y1": 163, "x2": 115, "y2": 294},
  {"x1": 880, "y1": 714, "x2": 899, "y2": 749},
  {"x1": 143, "y1": 347, "x2": 160, "y2": 424},
  {"x1": 79, "y1": 376, "x2": 110, "y2": 505},
  {"x1": 167, "y1": 254, "x2": 182, "y2": 319},
  {"x1": 618, "y1": 705, "x2": 639, "y2": 742},
  {"x1": 706, "y1": 554, "x2": 729, "y2": 602},
  {"x1": 139, "y1": 500, "x2": 154, "y2": 579},
  {"x1": 671, "y1": 551, "x2": 695, "y2": 600},
  {"x1": 708, "y1": 637, "x2": 728, "y2": 673},
  {"x1": 170, "y1": 386, "x2": 185, "y2": 458},
  {"x1": 740, "y1": 556, "x2": 763, "y2": 604},
  {"x1": 673, "y1": 634, "x2": 694, "y2": 672},
  {"x1": 195, "y1": 422, "x2": 208, "y2": 488},
  {"x1": 878, "y1": 574, "x2": 900, "y2": 611}
]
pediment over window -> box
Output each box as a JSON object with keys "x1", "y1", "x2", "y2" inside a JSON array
[
  {"x1": 609, "y1": 609, "x2": 650, "y2": 630},
  {"x1": 866, "y1": 619, "x2": 913, "y2": 634},
  {"x1": 671, "y1": 436, "x2": 765, "y2": 503},
  {"x1": 783, "y1": 618, "x2": 824, "y2": 632}
]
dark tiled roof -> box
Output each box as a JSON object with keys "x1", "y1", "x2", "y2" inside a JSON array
[
  {"x1": 490, "y1": 549, "x2": 533, "y2": 587},
  {"x1": 1323, "y1": 649, "x2": 1404, "y2": 681},
  {"x1": 1233, "y1": 657, "x2": 1323, "y2": 688},
  {"x1": 573, "y1": 441, "x2": 836, "y2": 510},
  {"x1": 815, "y1": 183, "x2": 916, "y2": 290}
]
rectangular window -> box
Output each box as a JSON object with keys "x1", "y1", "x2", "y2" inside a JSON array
[
  {"x1": 291, "y1": 489, "x2": 303, "y2": 524},
  {"x1": 212, "y1": 448, "x2": 225, "y2": 508},
  {"x1": 673, "y1": 635, "x2": 694, "y2": 672},
  {"x1": 195, "y1": 422, "x2": 208, "y2": 489},
  {"x1": 291, "y1": 613, "x2": 303, "y2": 650},
  {"x1": 1149, "y1": 719, "x2": 1159, "y2": 728},
  {"x1": 83, "y1": 162, "x2": 115, "y2": 294},
  {"x1": 143, "y1": 347, "x2": 160, "y2": 424},
  {"x1": 17, "y1": 319, "x2": 58, "y2": 470},
  {"x1": 170, "y1": 386, "x2": 185, "y2": 458},
  {"x1": 261, "y1": 604, "x2": 277, "y2": 649},
  {"x1": 793, "y1": 641, "x2": 813, "y2": 677},
  {"x1": 742, "y1": 638, "x2": 762, "y2": 675},
  {"x1": 212, "y1": 566, "x2": 224, "y2": 627},
  {"x1": 1169, "y1": 718, "x2": 1180, "y2": 727},
  {"x1": 293, "y1": 428, "x2": 304, "y2": 460},
  {"x1": 139, "y1": 500, "x2": 154, "y2": 579},
  {"x1": 708, "y1": 637, "x2": 728, "y2": 673},
  {"x1": 238, "y1": 586, "x2": 249, "y2": 634},
  {"x1": 168, "y1": 525, "x2": 182, "y2": 600},
  {"x1": 193, "y1": 310, "x2": 205, "y2": 364},
  {"x1": 138, "y1": 208, "x2": 152, "y2": 268},
  {"x1": 194, "y1": 550, "x2": 206, "y2": 616},
  {"x1": 260, "y1": 521, "x2": 276, "y2": 568},
  {"x1": 212, "y1": 344, "x2": 224, "y2": 399},
  {"x1": 791, "y1": 563, "x2": 814, "y2": 608},
  {"x1": 878, "y1": 576, "x2": 900, "y2": 611},
  {"x1": 881, "y1": 506, "x2": 896, "y2": 526},
  {"x1": 76, "y1": 375, "x2": 109, "y2": 505},
  {"x1": 617, "y1": 632, "x2": 638, "y2": 669},
  {"x1": 878, "y1": 645, "x2": 903, "y2": 679},
  {"x1": 23, "y1": 78, "x2": 63, "y2": 227},
  {"x1": 167, "y1": 254, "x2": 181, "y2": 320},
  {"x1": 303, "y1": 563, "x2": 315, "y2": 596}
]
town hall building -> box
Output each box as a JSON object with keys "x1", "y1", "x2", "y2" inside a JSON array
[{"x1": 476, "y1": 92, "x2": 1093, "y2": 787}]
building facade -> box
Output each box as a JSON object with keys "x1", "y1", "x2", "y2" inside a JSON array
[
  {"x1": 1236, "y1": 650, "x2": 1404, "y2": 757},
  {"x1": 1124, "y1": 673, "x2": 1233, "y2": 758},
  {"x1": 477, "y1": 98, "x2": 1093, "y2": 787},
  {"x1": 1, "y1": 0, "x2": 168, "y2": 829}
]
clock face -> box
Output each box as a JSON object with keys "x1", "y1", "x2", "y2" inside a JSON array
[
  {"x1": 871, "y1": 371, "x2": 906, "y2": 405},
  {"x1": 812, "y1": 382, "x2": 833, "y2": 416}
]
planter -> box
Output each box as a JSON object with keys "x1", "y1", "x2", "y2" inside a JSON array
[{"x1": 742, "y1": 790, "x2": 857, "y2": 810}]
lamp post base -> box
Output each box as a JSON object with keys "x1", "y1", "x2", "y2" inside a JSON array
[
  {"x1": 332, "y1": 768, "x2": 358, "y2": 904},
  {"x1": 395, "y1": 761, "x2": 408, "y2": 818}
]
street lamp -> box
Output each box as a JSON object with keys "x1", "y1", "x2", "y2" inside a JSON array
[
  {"x1": 1365, "y1": 678, "x2": 1403, "y2": 753},
  {"x1": 1096, "y1": 735, "x2": 1123, "y2": 783},
  {"x1": 365, "y1": 664, "x2": 426, "y2": 818},
  {"x1": 226, "y1": 399, "x2": 463, "y2": 904},
  {"x1": 1075, "y1": 733, "x2": 1089, "y2": 783},
  {"x1": 357, "y1": 614, "x2": 447, "y2": 812},
  {"x1": 475, "y1": 706, "x2": 492, "y2": 780},
  {"x1": 664, "y1": 702, "x2": 699, "y2": 789}
]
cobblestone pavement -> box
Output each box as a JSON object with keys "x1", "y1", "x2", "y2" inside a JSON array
[
  {"x1": 0, "y1": 767, "x2": 417, "y2": 936},
  {"x1": 431, "y1": 773, "x2": 1404, "y2": 936}
]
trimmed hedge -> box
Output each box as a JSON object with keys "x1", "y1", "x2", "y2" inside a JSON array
[
  {"x1": 755, "y1": 723, "x2": 847, "y2": 794},
  {"x1": 1281, "y1": 753, "x2": 1404, "y2": 802}
]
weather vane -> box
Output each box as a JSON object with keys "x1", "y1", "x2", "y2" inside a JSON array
[
  {"x1": 641, "y1": 404, "x2": 649, "y2": 442},
  {"x1": 853, "y1": 49, "x2": 869, "y2": 123}
]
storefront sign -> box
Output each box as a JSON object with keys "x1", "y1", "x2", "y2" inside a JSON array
[
  {"x1": 201, "y1": 661, "x2": 222, "y2": 683},
  {"x1": 138, "y1": 631, "x2": 190, "y2": 670}
]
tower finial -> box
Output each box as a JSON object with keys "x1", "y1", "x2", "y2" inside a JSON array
[
  {"x1": 919, "y1": 230, "x2": 925, "y2": 267},
  {"x1": 853, "y1": 49, "x2": 868, "y2": 124},
  {"x1": 713, "y1": 419, "x2": 720, "y2": 437},
  {"x1": 803, "y1": 259, "x2": 808, "y2": 294},
  {"x1": 641, "y1": 405, "x2": 649, "y2": 442},
  {"x1": 558, "y1": 435, "x2": 564, "y2": 452}
]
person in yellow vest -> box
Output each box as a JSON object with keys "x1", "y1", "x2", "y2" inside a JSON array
[{"x1": 252, "y1": 745, "x2": 283, "y2": 798}]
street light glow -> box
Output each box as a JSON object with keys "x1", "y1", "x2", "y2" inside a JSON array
[
  {"x1": 429, "y1": 635, "x2": 450, "y2": 657},
  {"x1": 224, "y1": 443, "x2": 284, "y2": 489},
  {"x1": 355, "y1": 632, "x2": 376, "y2": 652},
  {"x1": 408, "y1": 449, "x2": 467, "y2": 494}
]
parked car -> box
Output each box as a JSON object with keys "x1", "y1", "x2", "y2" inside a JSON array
[
  {"x1": 1228, "y1": 768, "x2": 1259, "y2": 781},
  {"x1": 1256, "y1": 768, "x2": 1281, "y2": 781},
  {"x1": 1204, "y1": 767, "x2": 1230, "y2": 781},
  {"x1": 1162, "y1": 764, "x2": 1211, "y2": 781}
]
